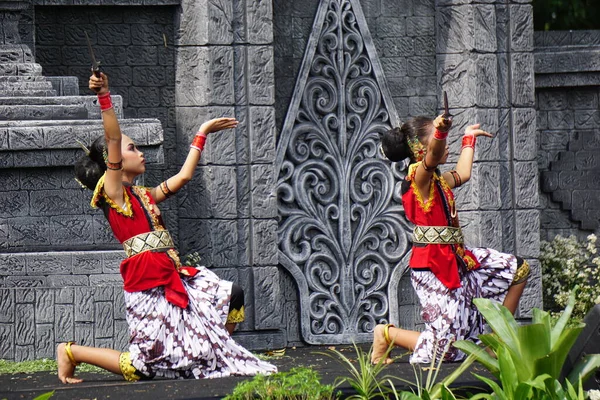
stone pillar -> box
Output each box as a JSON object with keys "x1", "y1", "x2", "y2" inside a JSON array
[
  {"x1": 436, "y1": 0, "x2": 541, "y2": 313},
  {"x1": 0, "y1": 1, "x2": 28, "y2": 45},
  {"x1": 175, "y1": 0, "x2": 282, "y2": 348}
]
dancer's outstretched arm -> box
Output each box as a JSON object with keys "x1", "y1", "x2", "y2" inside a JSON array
[
  {"x1": 150, "y1": 118, "x2": 238, "y2": 203},
  {"x1": 413, "y1": 114, "x2": 452, "y2": 199},
  {"x1": 89, "y1": 73, "x2": 125, "y2": 205},
  {"x1": 443, "y1": 124, "x2": 492, "y2": 188}
]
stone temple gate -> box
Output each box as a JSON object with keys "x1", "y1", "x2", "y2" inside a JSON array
[{"x1": 5, "y1": 0, "x2": 592, "y2": 359}]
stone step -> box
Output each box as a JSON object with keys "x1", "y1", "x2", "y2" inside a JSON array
[
  {"x1": 0, "y1": 104, "x2": 88, "y2": 120},
  {"x1": 0, "y1": 95, "x2": 123, "y2": 119},
  {"x1": 0, "y1": 63, "x2": 43, "y2": 76},
  {"x1": 0, "y1": 89, "x2": 57, "y2": 97},
  {"x1": 0, "y1": 81, "x2": 54, "y2": 90},
  {"x1": 0, "y1": 118, "x2": 164, "y2": 168},
  {"x1": 47, "y1": 76, "x2": 79, "y2": 96},
  {"x1": 0, "y1": 76, "x2": 47, "y2": 83},
  {"x1": 0, "y1": 45, "x2": 34, "y2": 63}
]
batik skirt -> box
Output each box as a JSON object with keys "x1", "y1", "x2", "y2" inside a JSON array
[
  {"x1": 123, "y1": 265, "x2": 277, "y2": 378},
  {"x1": 410, "y1": 247, "x2": 518, "y2": 364}
]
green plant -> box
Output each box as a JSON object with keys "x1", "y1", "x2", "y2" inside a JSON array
[
  {"x1": 540, "y1": 234, "x2": 600, "y2": 320},
  {"x1": 223, "y1": 367, "x2": 339, "y2": 400},
  {"x1": 533, "y1": 0, "x2": 600, "y2": 30},
  {"x1": 454, "y1": 288, "x2": 600, "y2": 399},
  {"x1": 324, "y1": 342, "x2": 475, "y2": 400},
  {"x1": 0, "y1": 358, "x2": 107, "y2": 374},
  {"x1": 33, "y1": 393, "x2": 54, "y2": 400}
]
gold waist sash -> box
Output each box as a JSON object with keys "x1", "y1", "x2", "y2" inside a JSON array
[
  {"x1": 413, "y1": 226, "x2": 464, "y2": 245},
  {"x1": 123, "y1": 230, "x2": 175, "y2": 258}
]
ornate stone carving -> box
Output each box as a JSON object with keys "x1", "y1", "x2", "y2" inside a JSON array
[{"x1": 276, "y1": 0, "x2": 411, "y2": 344}]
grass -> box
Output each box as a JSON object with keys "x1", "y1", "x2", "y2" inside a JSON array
[{"x1": 0, "y1": 359, "x2": 109, "y2": 375}]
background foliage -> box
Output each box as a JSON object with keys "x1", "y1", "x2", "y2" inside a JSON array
[{"x1": 533, "y1": 0, "x2": 600, "y2": 31}]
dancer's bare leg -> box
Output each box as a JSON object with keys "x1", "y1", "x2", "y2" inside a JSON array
[
  {"x1": 57, "y1": 343, "x2": 121, "y2": 384},
  {"x1": 371, "y1": 324, "x2": 420, "y2": 364},
  {"x1": 502, "y1": 280, "x2": 527, "y2": 315}
]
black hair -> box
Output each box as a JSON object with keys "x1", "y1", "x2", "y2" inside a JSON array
[
  {"x1": 381, "y1": 116, "x2": 433, "y2": 163},
  {"x1": 74, "y1": 136, "x2": 106, "y2": 190}
]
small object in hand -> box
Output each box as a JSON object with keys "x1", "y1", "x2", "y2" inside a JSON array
[
  {"x1": 85, "y1": 31, "x2": 102, "y2": 78},
  {"x1": 442, "y1": 91, "x2": 453, "y2": 124}
]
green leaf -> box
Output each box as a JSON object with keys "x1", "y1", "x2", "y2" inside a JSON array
[
  {"x1": 551, "y1": 287, "x2": 578, "y2": 347},
  {"x1": 517, "y1": 323, "x2": 551, "y2": 363},
  {"x1": 473, "y1": 299, "x2": 520, "y2": 354},
  {"x1": 33, "y1": 392, "x2": 54, "y2": 400},
  {"x1": 440, "y1": 384, "x2": 457, "y2": 400},
  {"x1": 536, "y1": 326, "x2": 584, "y2": 379},
  {"x1": 473, "y1": 373, "x2": 509, "y2": 400},
  {"x1": 453, "y1": 340, "x2": 499, "y2": 377},
  {"x1": 479, "y1": 333, "x2": 503, "y2": 352},
  {"x1": 497, "y1": 346, "x2": 519, "y2": 398},
  {"x1": 566, "y1": 354, "x2": 600, "y2": 387}
]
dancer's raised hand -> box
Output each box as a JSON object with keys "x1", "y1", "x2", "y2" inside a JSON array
[{"x1": 199, "y1": 117, "x2": 239, "y2": 135}]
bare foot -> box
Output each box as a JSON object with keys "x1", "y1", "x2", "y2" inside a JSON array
[
  {"x1": 371, "y1": 324, "x2": 393, "y2": 365},
  {"x1": 57, "y1": 343, "x2": 83, "y2": 384}
]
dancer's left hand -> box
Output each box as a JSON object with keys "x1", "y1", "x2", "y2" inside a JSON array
[
  {"x1": 199, "y1": 118, "x2": 239, "y2": 135},
  {"x1": 464, "y1": 124, "x2": 493, "y2": 139}
]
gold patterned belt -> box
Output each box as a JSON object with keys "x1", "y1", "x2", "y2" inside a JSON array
[
  {"x1": 123, "y1": 230, "x2": 175, "y2": 258},
  {"x1": 413, "y1": 226, "x2": 464, "y2": 245}
]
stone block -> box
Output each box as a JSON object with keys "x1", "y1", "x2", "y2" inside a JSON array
[
  {"x1": 95, "y1": 302, "x2": 114, "y2": 338},
  {"x1": 211, "y1": 220, "x2": 238, "y2": 267},
  {"x1": 8, "y1": 126, "x2": 44, "y2": 150},
  {"x1": 0, "y1": 324, "x2": 14, "y2": 359},
  {"x1": 478, "y1": 211, "x2": 504, "y2": 250},
  {"x1": 178, "y1": 218, "x2": 212, "y2": 263},
  {"x1": 408, "y1": 96, "x2": 436, "y2": 116},
  {"x1": 54, "y1": 304, "x2": 74, "y2": 342},
  {"x1": 378, "y1": 37, "x2": 414, "y2": 57},
  {"x1": 476, "y1": 163, "x2": 502, "y2": 210},
  {"x1": 176, "y1": 0, "x2": 233, "y2": 46},
  {"x1": 15, "y1": 345, "x2": 35, "y2": 362},
  {"x1": 75, "y1": 323, "x2": 94, "y2": 347},
  {"x1": 381, "y1": 57, "x2": 407, "y2": 79},
  {"x1": 89, "y1": 275, "x2": 122, "y2": 286},
  {"x1": 208, "y1": 125, "x2": 237, "y2": 165},
  {"x1": 249, "y1": 106, "x2": 276, "y2": 163},
  {"x1": 0, "y1": 191, "x2": 28, "y2": 218},
  {"x1": 29, "y1": 189, "x2": 84, "y2": 216},
  {"x1": 475, "y1": 54, "x2": 499, "y2": 107},
  {"x1": 26, "y1": 252, "x2": 72, "y2": 275},
  {"x1": 381, "y1": 0, "x2": 411, "y2": 16},
  {"x1": 509, "y1": 5, "x2": 533, "y2": 52},
  {"x1": 114, "y1": 320, "x2": 129, "y2": 351},
  {"x1": 0, "y1": 289, "x2": 14, "y2": 323},
  {"x1": 8, "y1": 217, "x2": 50, "y2": 247},
  {"x1": 126, "y1": 45, "x2": 158, "y2": 66},
  {"x1": 407, "y1": 56, "x2": 435, "y2": 77},
  {"x1": 539, "y1": 130, "x2": 569, "y2": 151},
  {"x1": 176, "y1": 47, "x2": 234, "y2": 106},
  {"x1": 35, "y1": 324, "x2": 54, "y2": 358},
  {"x1": 406, "y1": 16, "x2": 434, "y2": 37},
  {"x1": 436, "y1": 6, "x2": 474, "y2": 53},
  {"x1": 251, "y1": 164, "x2": 277, "y2": 219},
  {"x1": 574, "y1": 151, "x2": 599, "y2": 170},
  {"x1": 233, "y1": 331, "x2": 286, "y2": 351},
  {"x1": 284, "y1": 301, "x2": 301, "y2": 343},
  {"x1": 74, "y1": 287, "x2": 95, "y2": 322},
  {"x1": 50, "y1": 215, "x2": 93, "y2": 246},
  {"x1": 210, "y1": 166, "x2": 238, "y2": 218},
  {"x1": 538, "y1": 90, "x2": 567, "y2": 111},
  {"x1": 34, "y1": 289, "x2": 54, "y2": 324},
  {"x1": 512, "y1": 108, "x2": 537, "y2": 161},
  {"x1": 253, "y1": 266, "x2": 282, "y2": 329},
  {"x1": 247, "y1": 0, "x2": 273, "y2": 44},
  {"x1": 438, "y1": 54, "x2": 475, "y2": 108},
  {"x1": 567, "y1": 89, "x2": 598, "y2": 110},
  {"x1": 93, "y1": 215, "x2": 118, "y2": 246},
  {"x1": 2, "y1": 276, "x2": 48, "y2": 288},
  {"x1": 248, "y1": 46, "x2": 274, "y2": 105},
  {"x1": 518, "y1": 259, "x2": 542, "y2": 314},
  {"x1": 252, "y1": 219, "x2": 278, "y2": 266},
  {"x1": 97, "y1": 24, "x2": 131, "y2": 46},
  {"x1": 514, "y1": 162, "x2": 539, "y2": 208},
  {"x1": 515, "y1": 209, "x2": 540, "y2": 258},
  {"x1": 511, "y1": 52, "x2": 535, "y2": 107},
  {"x1": 377, "y1": 17, "x2": 406, "y2": 38},
  {"x1": 574, "y1": 110, "x2": 600, "y2": 130}
]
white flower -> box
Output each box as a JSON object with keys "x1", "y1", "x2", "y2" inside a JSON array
[
  {"x1": 588, "y1": 389, "x2": 600, "y2": 400},
  {"x1": 595, "y1": 295, "x2": 600, "y2": 305},
  {"x1": 588, "y1": 234, "x2": 597, "y2": 244}
]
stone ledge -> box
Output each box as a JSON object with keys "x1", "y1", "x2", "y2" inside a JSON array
[
  {"x1": 32, "y1": 0, "x2": 180, "y2": 5},
  {"x1": 0, "y1": 95, "x2": 124, "y2": 119}
]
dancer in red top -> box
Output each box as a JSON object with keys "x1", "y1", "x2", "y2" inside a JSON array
[
  {"x1": 57, "y1": 73, "x2": 276, "y2": 383},
  {"x1": 371, "y1": 113, "x2": 530, "y2": 364}
]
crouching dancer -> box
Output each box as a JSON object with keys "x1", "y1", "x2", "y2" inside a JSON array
[
  {"x1": 371, "y1": 112, "x2": 530, "y2": 365},
  {"x1": 57, "y1": 73, "x2": 276, "y2": 383}
]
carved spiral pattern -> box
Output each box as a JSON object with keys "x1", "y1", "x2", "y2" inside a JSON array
[{"x1": 277, "y1": 0, "x2": 412, "y2": 340}]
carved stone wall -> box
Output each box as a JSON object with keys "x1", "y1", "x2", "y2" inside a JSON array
[{"x1": 536, "y1": 30, "x2": 600, "y2": 240}]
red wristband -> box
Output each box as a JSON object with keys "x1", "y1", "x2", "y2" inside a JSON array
[
  {"x1": 190, "y1": 132, "x2": 207, "y2": 152},
  {"x1": 461, "y1": 135, "x2": 476, "y2": 150},
  {"x1": 97, "y1": 92, "x2": 113, "y2": 111},
  {"x1": 433, "y1": 129, "x2": 448, "y2": 141}
]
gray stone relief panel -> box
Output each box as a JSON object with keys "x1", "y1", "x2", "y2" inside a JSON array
[{"x1": 276, "y1": 0, "x2": 410, "y2": 344}]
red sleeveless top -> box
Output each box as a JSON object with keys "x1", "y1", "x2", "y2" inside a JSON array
[{"x1": 401, "y1": 163, "x2": 479, "y2": 289}]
